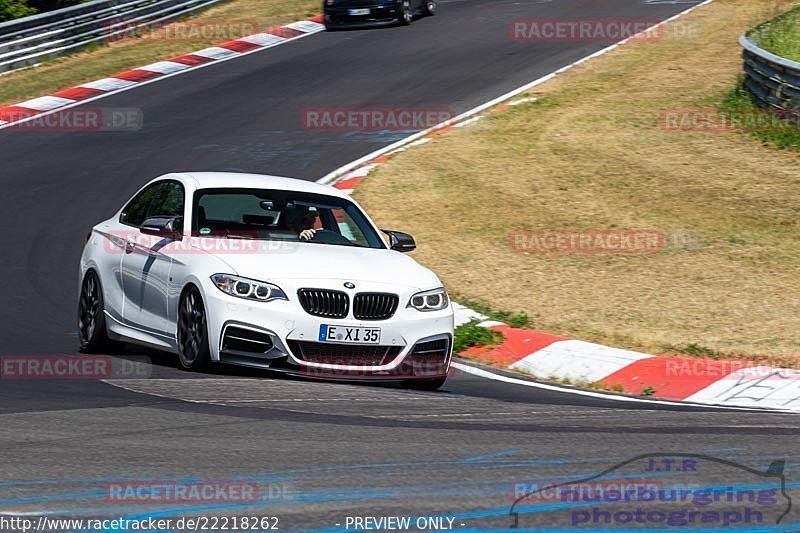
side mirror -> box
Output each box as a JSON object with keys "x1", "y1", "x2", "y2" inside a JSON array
[
  {"x1": 140, "y1": 216, "x2": 182, "y2": 239},
  {"x1": 382, "y1": 229, "x2": 416, "y2": 253}
]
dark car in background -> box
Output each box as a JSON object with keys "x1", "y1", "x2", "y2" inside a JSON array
[{"x1": 324, "y1": 0, "x2": 436, "y2": 29}]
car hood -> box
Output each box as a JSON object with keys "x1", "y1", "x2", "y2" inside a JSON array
[{"x1": 202, "y1": 240, "x2": 441, "y2": 290}]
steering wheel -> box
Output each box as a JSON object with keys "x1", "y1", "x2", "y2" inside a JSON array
[{"x1": 306, "y1": 229, "x2": 353, "y2": 246}]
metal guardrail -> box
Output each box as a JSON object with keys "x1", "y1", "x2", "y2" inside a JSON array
[
  {"x1": 0, "y1": 0, "x2": 227, "y2": 74},
  {"x1": 740, "y1": 33, "x2": 800, "y2": 120}
]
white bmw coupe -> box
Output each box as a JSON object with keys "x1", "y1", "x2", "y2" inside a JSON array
[{"x1": 78, "y1": 172, "x2": 454, "y2": 389}]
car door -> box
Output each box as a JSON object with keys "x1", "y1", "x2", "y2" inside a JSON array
[
  {"x1": 119, "y1": 180, "x2": 185, "y2": 338},
  {"x1": 90, "y1": 217, "x2": 129, "y2": 325}
]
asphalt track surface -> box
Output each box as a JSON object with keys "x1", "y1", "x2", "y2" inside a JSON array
[{"x1": 2, "y1": 0, "x2": 800, "y2": 530}]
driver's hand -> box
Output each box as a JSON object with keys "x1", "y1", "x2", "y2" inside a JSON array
[{"x1": 299, "y1": 228, "x2": 317, "y2": 241}]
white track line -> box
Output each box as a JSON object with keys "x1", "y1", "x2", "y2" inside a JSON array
[
  {"x1": 317, "y1": 0, "x2": 715, "y2": 184},
  {"x1": 103, "y1": 365, "x2": 784, "y2": 413},
  {"x1": 452, "y1": 362, "x2": 786, "y2": 413},
  {"x1": 314, "y1": 0, "x2": 780, "y2": 415}
]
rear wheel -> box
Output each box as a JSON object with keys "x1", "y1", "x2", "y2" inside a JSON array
[
  {"x1": 398, "y1": 0, "x2": 413, "y2": 25},
  {"x1": 177, "y1": 286, "x2": 211, "y2": 371},
  {"x1": 423, "y1": 0, "x2": 436, "y2": 16},
  {"x1": 401, "y1": 377, "x2": 447, "y2": 391},
  {"x1": 78, "y1": 271, "x2": 115, "y2": 353}
]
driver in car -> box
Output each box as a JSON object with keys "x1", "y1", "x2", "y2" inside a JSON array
[{"x1": 285, "y1": 206, "x2": 319, "y2": 241}]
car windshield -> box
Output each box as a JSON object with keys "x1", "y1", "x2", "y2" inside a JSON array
[{"x1": 192, "y1": 188, "x2": 386, "y2": 249}]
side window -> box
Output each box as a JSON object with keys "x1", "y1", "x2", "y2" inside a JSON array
[
  {"x1": 120, "y1": 181, "x2": 184, "y2": 227},
  {"x1": 120, "y1": 183, "x2": 162, "y2": 227},
  {"x1": 158, "y1": 182, "x2": 185, "y2": 218}
]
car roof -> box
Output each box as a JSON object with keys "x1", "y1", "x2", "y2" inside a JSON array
[{"x1": 177, "y1": 172, "x2": 351, "y2": 199}]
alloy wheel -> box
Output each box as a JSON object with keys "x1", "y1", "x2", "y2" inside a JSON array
[
  {"x1": 78, "y1": 273, "x2": 100, "y2": 345},
  {"x1": 402, "y1": 1, "x2": 412, "y2": 23},
  {"x1": 178, "y1": 289, "x2": 206, "y2": 367}
]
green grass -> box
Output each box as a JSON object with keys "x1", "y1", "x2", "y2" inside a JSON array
[
  {"x1": 720, "y1": 80, "x2": 800, "y2": 150},
  {"x1": 547, "y1": 376, "x2": 625, "y2": 393},
  {"x1": 453, "y1": 320, "x2": 504, "y2": 353},
  {"x1": 0, "y1": 0, "x2": 36, "y2": 22},
  {"x1": 454, "y1": 298, "x2": 531, "y2": 328},
  {"x1": 749, "y1": 5, "x2": 800, "y2": 61},
  {"x1": 671, "y1": 342, "x2": 726, "y2": 359}
]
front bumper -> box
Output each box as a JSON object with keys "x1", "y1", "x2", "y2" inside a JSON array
[
  {"x1": 203, "y1": 277, "x2": 454, "y2": 380},
  {"x1": 323, "y1": 2, "x2": 402, "y2": 27}
]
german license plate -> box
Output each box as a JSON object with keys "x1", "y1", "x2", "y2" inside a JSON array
[
  {"x1": 319, "y1": 324, "x2": 381, "y2": 344},
  {"x1": 348, "y1": 8, "x2": 370, "y2": 15}
]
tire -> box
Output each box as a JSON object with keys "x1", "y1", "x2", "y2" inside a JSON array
[
  {"x1": 398, "y1": 0, "x2": 413, "y2": 25},
  {"x1": 78, "y1": 270, "x2": 115, "y2": 353},
  {"x1": 423, "y1": 0, "x2": 436, "y2": 16},
  {"x1": 177, "y1": 286, "x2": 211, "y2": 371},
  {"x1": 401, "y1": 377, "x2": 447, "y2": 391}
]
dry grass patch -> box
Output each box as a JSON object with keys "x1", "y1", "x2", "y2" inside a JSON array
[
  {"x1": 0, "y1": 0, "x2": 319, "y2": 106},
  {"x1": 356, "y1": 0, "x2": 800, "y2": 359}
]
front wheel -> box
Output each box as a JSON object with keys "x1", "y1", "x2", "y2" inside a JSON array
[
  {"x1": 423, "y1": 0, "x2": 436, "y2": 16},
  {"x1": 177, "y1": 286, "x2": 211, "y2": 371},
  {"x1": 398, "y1": 0, "x2": 413, "y2": 25},
  {"x1": 401, "y1": 377, "x2": 447, "y2": 391}
]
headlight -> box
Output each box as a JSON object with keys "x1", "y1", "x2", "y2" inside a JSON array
[
  {"x1": 408, "y1": 287, "x2": 449, "y2": 312},
  {"x1": 211, "y1": 274, "x2": 288, "y2": 302}
]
